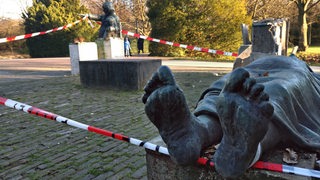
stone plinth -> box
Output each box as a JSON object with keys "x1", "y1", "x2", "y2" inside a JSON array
[
  {"x1": 252, "y1": 19, "x2": 288, "y2": 56},
  {"x1": 96, "y1": 38, "x2": 124, "y2": 59},
  {"x1": 234, "y1": 19, "x2": 289, "y2": 69},
  {"x1": 146, "y1": 136, "x2": 217, "y2": 180},
  {"x1": 69, "y1": 42, "x2": 98, "y2": 75},
  {"x1": 79, "y1": 59, "x2": 161, "y2": 90},
  {"x1": 146, "y1": 136, "x2": 316, "y2": 180}
]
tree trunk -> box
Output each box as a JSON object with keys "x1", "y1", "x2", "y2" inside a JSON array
[{"x1": 297, "y1": 1, "x2": 309, "y2": 51}]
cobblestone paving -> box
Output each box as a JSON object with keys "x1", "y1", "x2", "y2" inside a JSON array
[{"x1": 0, "y1": 67, "x2": 219, "y2": 179}]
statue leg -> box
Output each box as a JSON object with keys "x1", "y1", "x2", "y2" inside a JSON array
[
  {"x1": 143, "y1": 66, "x2": 222, "y2": 165},
  {"x1": 213, "y1": 68, "x2": 274, "y2": 178}
]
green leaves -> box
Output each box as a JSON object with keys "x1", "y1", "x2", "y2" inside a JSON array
[
  {"x1": 147, "y1": 0, "x2": 250, "y2": 58},
  {"x1": 23, "y1": 0, "x2": 99, "y2": 57}
]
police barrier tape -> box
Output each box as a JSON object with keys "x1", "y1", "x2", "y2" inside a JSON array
[
  {"x1": 0, "y1": 96, "x2": 319, "y2": 178},
  {"x1": 0, "y1": 17, "x2": 238, "y2": 57},
  {"x1": 82, "y1": 20, "x2": 238, "y2": 57},
  {"x1": 121, "y1": 30, "x2": 238, "y2": 57},
  {"x1": 0, "y1": 15, "x2": 88, "y2": 44}
]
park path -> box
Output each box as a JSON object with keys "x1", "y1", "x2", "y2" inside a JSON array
[
  {"x1": 0, "y1": 57, "x2": 232, "y2": 180},
  {"x1": 0, "y1": 56, "x2": 234, "y2": 78},
  {"x1": 1, "y1": 56, "x2": 319, "y2": 80},
  {"x1": 1, "y1": 57, "x2": 319, "y2": 179}
]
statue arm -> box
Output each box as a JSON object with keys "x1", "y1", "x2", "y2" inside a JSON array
[
  {"x1": 112, "y1": 16, "x2": 121, "y2": 32},
  {"x1": 80, "y1": 14, "x2": 101, "y2": 21}
]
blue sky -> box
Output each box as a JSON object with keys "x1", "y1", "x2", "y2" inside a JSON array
[{"x1": 0, "y1": 0, "x2": 32, "y2": 19}]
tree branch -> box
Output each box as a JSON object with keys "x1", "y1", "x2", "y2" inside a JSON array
[
  {"x1": 290, "y1": 0, "x2": 299, "y2": 6},
  {"x1": 306, "y1": 0, "x2": 320, "y2": 12}
]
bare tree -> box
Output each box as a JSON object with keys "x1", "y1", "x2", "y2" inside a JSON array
[
  {"x1": 81, "y1": 0, "x2": 104, "y2": 14},
  {"x1": 290, "y1": 0, "x2": 320, "y2": 51},
  {"x1": 130, "y1": 0, "x2": 151, "y2": 36},
  {"x1": 0, "y1": 18, "x2": 25, "y2": 54},
  {"x1": 18, "y1": 0, "x2": 32, "y2": 18},
  {"x1": 246, "y1": 0, "x2": 295, "y2": 20},
  {"x1": 81, "y1": 0, "x2": 151, "y2": 36}
]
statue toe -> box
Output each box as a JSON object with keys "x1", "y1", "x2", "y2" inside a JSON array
[
  {"x1": 223, "y1": 68, "x2": 250, "y2": 93},
  {"x1": 157, "y1": 66, "x2": 176, "y2": 86}
]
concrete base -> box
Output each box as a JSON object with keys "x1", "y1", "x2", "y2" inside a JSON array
[
  {"x1": 69, "y1": 42, "x2": 98, "y2": 75},
  {"x1": 233, "y1": 45, "x2": 278, "y2": 70},
  {"x1": 146, "y1": 136, "x2": 316, "y2": 180},
  {"x1": 233, "y1": 45, "x2": 252, "y2": 70},
  {"x1": 252, "y1": 19, "x2": 288, "y2": 56},
  {"x1": 79, "y1": 59, "x2": 161, "y2": 90},
  {"x1": 96, "y1": 38, "x2": 124, "y2": 59},
  {"x1": 146, "y1": 136, "x2": 217, "y2": 180}
]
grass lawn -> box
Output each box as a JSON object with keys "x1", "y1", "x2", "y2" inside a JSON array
[
  {"x1": 305, "y1": 46, "x2": 320, "y2": 54},
  {"x1": 288, "y1": 45, "x2": 320, "y2": 54},
  {"x1": 287, "y1": 45, "x2": 320, "y2": 66}
]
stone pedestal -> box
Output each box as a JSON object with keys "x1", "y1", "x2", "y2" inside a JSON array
[
  {"x1": 146, "y1": 136, "x2": 316, "y2": 180},
  {"x1": 96, "y1": 37, "x2": 124, "y2": 59},
  {"x1": 146, "y1": 136, "x2": 217, "y2": 180},
  {"x1": 252, "y1": 18, "x2": 289, "y2": 56},
  {"x1": 69, "y1": 42, "x2": 98, "y2": 75},
  {"x1": 233, "y1": 18, "x2": 289, "y2": 69},
  {"x1": 233, "y1": 45, "x2": 253, "y2": 69},
  {"x1": 79, "y1": 59, "x2": 161, "y2": 90}
]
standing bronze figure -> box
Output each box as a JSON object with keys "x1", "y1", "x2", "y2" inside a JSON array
[{"x1": 84, "y1": 2, "x2": 121, "y2": 39}]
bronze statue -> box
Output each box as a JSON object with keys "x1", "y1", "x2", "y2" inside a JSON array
[
  {"x1": 143, "y1": 55, "x2": 320, "y2": 178},
  {"x1": 84, "y1": 2, "x2": 121, "y2": 39}
]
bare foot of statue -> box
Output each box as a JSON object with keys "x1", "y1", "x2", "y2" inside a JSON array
[
  {"x1": 214, "y1": 68, "x2": 274, "y2": 178},
  {"x1": 143, "y1": 66, "x2": 221, "y2": 165}
]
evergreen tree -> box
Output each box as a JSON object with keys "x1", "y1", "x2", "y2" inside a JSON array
[
  {"x1": 23, "y1": 0, "x2": 99, "y2": 57},
  {"x1": 147, "y1": 0, "x2": 250, "y2": 58}
]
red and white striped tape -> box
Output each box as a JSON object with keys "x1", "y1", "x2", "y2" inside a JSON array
[
  {"x1": 121, "y1": 30, "x2": 238, "y2": 57},
  {"x1": 0, "y1": 96, "x2": 169, "y2": 155},
  {"x1": 0, "y1": 96, "x2": 319, "y2": 178},
  {"x1": 0, "y1": 17, "x2": 238, "y2": 57},
  {"x1": 0, "y1": 16, "x2": 88, "y2": 44},
  {"x1": 253, "y1": 161, "x2": 320, "y2": 178},
  {"x1": 93, "y1": 21, "x2": 237, "y2": 57}
]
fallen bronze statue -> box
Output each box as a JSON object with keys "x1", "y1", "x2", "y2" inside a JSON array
[{"x1": 142, "y1": 55, "x2": 320, "y2": 178}]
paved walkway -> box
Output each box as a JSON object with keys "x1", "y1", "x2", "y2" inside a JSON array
[
  {"x1": 1, "y1": 57, "x2": 319, "y2": 179},
  {"x1": 0, "y1": 57, "x2": 232, "y2": 180}
]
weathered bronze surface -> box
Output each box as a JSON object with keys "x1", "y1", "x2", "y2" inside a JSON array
[
  {"x1": 85, "y1": 2, "x2": 121, "y2": 39},
  {"x1": 143, "y1": 55, "x2": 320, "y2": 178}
]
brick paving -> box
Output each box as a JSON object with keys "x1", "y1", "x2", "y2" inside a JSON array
[
  {"x1": 2, "y1": 57, "x2": 320, "y2": 179},
  {"x1": 0, "y1": 76, "x2": 154, "y2": 179},
  {"x1": 0, "y1": 58, "x2": 223, "y2": 179}
]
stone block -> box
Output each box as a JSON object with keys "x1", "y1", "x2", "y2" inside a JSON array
[
  {"x1": 233, "y1": 45, "x2": 253, "y2": 70},
  {"x1": 252, "y1": 19, "x2": 288, "y2": 56},
  {"x1": 146, "y1": 136, "x2": 316, "y2": 180},
  {"x1": 96, "y1": 38, "x2": 124, "y2": 59},
  {"x1": 69, "y1": 42, "x2": 98, "y2": 75},
  {"x1": 79, "y1": 59, "x2": 161, "y2": 90}
]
